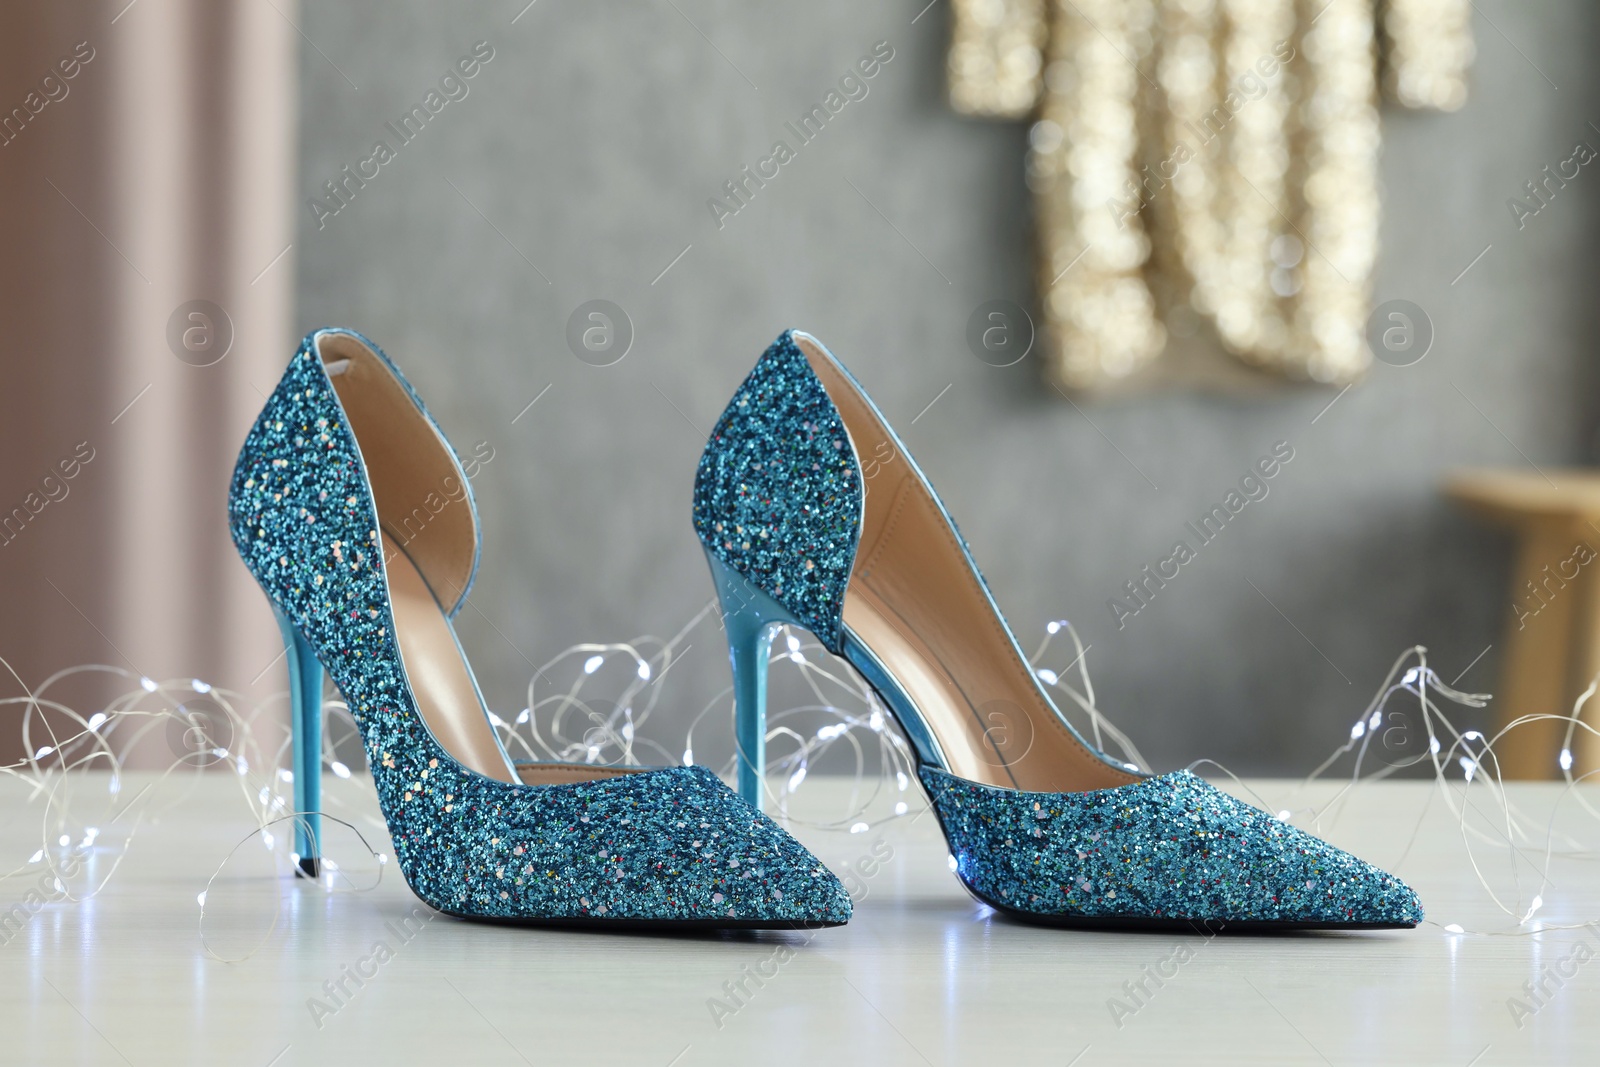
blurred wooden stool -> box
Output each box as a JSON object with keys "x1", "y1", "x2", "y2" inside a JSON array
[{"x1": 1446, "y1": 469, "x2": 1600, "y2": 779}]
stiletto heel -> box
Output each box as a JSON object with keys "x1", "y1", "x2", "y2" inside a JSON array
[
  {"x1": 704, "y1": 550, "x2": 801, "y2": 807},
  {"x1": 274, "y1": 607, "x2": 324, "y2": 879},
  {"x1": 231, "y1": 327, "x2": 849, "y2": 928},
  {"x1": 694, "y1": 329, "x2": 1423, "y2": 930}
]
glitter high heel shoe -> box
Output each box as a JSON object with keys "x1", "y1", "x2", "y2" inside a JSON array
[
  {"x1": 230, "y1": 328, "x2": 851, "y2": 928},
  {"x1": 694, "y1": 329, "x2": 1422, "y2": 930}
]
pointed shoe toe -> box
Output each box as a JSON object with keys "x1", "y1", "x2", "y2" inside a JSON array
[
  {"x1": 694, "y1": 330, "x2": 1416, "y2": 934},
  {"x1": 922, "y1": 769, "x2": 1422, "y2": 931},
  {"x1": 231, "y1": 328, "x2": 851, "y2": 932},
  {"x1": 398, "y1": 765, "x2": 850, "y2": 929}
]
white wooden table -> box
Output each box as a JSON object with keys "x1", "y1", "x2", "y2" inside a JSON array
[{"x1": 1, "y1": 772, "x2": 1594, "y2": 1065}]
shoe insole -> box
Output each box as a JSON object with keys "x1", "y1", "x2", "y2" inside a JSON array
[
  {"x1": 383, "y1": 530, "x2": 636, "y2": 787},
  {"x1": 801, "y1": 337, "x2": 1139, "y2": 794},
  {"x1": 321, "y1": 333, "x2": 637, "y2": 789}
]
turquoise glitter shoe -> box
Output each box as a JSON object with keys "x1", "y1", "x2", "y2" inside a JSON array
[
  {"x1": 230, "y1": 328, "x2": 851, "y2": 929},
  {"x1": 693, "y1": 329, "x2": 1422, "y2": 931}
]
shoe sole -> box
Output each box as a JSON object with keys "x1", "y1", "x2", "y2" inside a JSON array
[
  {"x1": 436, "y1": 908, "x2": 848, "y2": 932},
  {"x1": 978, "y1": 895, "x2": 1417, "y2": 933},
  {"x1": 925, "y1": 806, "x2": 1417, "y2": 933}
]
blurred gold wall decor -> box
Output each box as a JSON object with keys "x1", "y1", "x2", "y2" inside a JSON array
[{"x1": 947, "y1": 0, "x2": 1474, "y2": 393}]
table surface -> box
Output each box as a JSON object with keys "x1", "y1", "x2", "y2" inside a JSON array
[
  {"x1": 2, "y1": 771, "x2": 1596, "y2": 1066},
  {"x1": 1446, "y1": 467, "x2": 1600, "y2": 523}
]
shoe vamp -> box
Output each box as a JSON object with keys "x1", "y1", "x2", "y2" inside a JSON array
[{"x1": 924, "y1": 768, "x2": 1420, "y2": 924}]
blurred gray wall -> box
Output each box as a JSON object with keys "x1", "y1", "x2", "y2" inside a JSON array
[{"x1": 294, "y1": 0, "x2": 1600, "y2": 775}]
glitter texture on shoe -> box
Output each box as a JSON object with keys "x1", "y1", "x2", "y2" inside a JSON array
[
  {"x1": 923, "y1": 767, "x2": 1423, "y2": 927},
  {"x1": 230, "y1": 329, "x2": 852, "y2": 926},
  {"x1": 693, "y1": 330, "x2": 863, "y2": 653},
  {"x1": 695, "y1": 328, "x2": 1423, "y2": 931}
]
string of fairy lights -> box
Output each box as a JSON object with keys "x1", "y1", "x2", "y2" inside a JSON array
[{"x1": 1, "y1": 594, "x2": 1596, "y2": 960}]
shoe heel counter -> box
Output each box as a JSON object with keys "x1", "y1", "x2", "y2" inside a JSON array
[
  {"x1": 229, "y1": 333, "x2": 323, "y2": 578},
  {"x1": 228, "y1": 332, "x2": 381, "y2": 636},
  {"x1": 691, "y1": 330, "x2": 863, "y2": 652}
]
